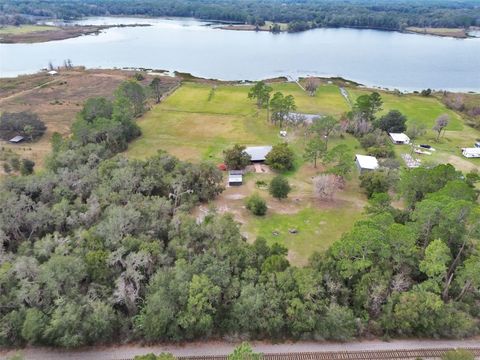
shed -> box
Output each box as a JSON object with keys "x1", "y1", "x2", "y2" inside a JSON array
[
  {"x1": 48, "y1": 70, "x2": 58, "y2": 76},
  {"x1": 228, "y1": 170, "x2": 243, "y2": 186},
  {"x1": 462, "y1": 148, "x2": 480, "y2": 158},
  {"x1": 355, "y1": 154, "x2": 379, "y2": 172},
  {"x1": 389, "y1": 133, "x2": 410, "y2": 145},
  {"x1": 9, "y1": 135, "x2": 24, "y2": 143},
  {"x1": 245, "y1": 146, "x2": 272, "y2": 162}
]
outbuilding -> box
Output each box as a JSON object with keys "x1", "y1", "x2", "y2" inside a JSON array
[
  {"x1": 389, "y1": 133, "x2": 410, "y2": 145},
  {"x1": 245, "y1": 146, "x2": 272, "y2": 162},
  {"x1": 228, "y1": 170, "x2": 243, "y2": 186},
  {"x1": 48, "y1": 70, "x2": 58, "y2": 76},
  {"x1": 462, "y1": 148, "x2": 480, "y2": 158},
  {"x1": 355, "y1": 154, "x2": 379, "y2": 172},
  {"x1": 9, "y1": 135, "x2": 24, "y2": 144}
]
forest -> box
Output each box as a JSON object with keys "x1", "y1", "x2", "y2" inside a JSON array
[
  {"x1": 0, "y1": 78, "x2": 479, "y2": 348},
  {"x1": 1, "y1": 0, "x2": 479, "y2": 31}
]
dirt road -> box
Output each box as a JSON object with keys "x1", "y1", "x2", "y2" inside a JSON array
[{"x1": 1, "y1": 339, "x2": 479, "y2": 360}]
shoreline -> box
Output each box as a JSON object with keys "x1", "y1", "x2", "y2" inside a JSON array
[
  {"x1": 0, "y1": 23, "x2": 150, "y2": 44},
  {"x1": 216, "y1": 22, "x2": 475, "y2": 39},
  {"x1": 2, "y1": 67, "x2": 478, "y2": 95}
]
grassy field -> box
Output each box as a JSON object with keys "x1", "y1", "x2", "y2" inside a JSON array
[
  {"x1": 0, "y1": 25, "x2": 56, "y2": 35},
  {"x1": 127, "y1": 82, "x2": 349, "y2": 162},
  {"x1": 347, "y1": 88, "x2": 464, "y2": 130}
]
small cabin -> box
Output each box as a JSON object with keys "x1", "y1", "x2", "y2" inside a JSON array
[
  {"x1": 389, "y1": 133, "x2": 410, "y2": 145},
  {"x1": 462, "y1": 148, "x2": 480, "y2": 158},
  {"x1": 9, "y1": 135, "x2": 24, "y2": 144},
  {"x1": 245, "y1": 146, "x2": 272, "y2": 162},
  {"x1": 355, "y1": 154, "x2": 379, "y2": 172},
  {"x1": 228, "y1": 170, "x2": 243, "y2": 186}
]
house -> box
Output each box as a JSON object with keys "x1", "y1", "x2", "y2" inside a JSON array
[
  {"x1": 9, "y1": 135, "x2": 24, "y2": 144},
  {"x1": 48, "y1": 70, "x2": 58, "y2": 76},
  {"x1": 389, "y1": 133, "x2": 410, "y2": 145},
  {"x1": 228, "y1": 170, "x2": 243, "y2": 186},
  {"x1": 245, "y1": 146, "x2": 272, "y2": 162},
  {"x1": 462, "y1": 148, "x2": 480, "y2": 158},
  {"x1": 355, "y1": 154, "x2": 379, "y2": 172}
]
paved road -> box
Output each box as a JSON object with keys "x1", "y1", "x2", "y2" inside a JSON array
[{"x1": 1, "y1": 339, "x2": 479, "y2": 360}]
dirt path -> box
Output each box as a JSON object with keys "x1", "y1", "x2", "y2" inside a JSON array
[
  {"x1": 0, "y1": 78, "x2": 59, "y2": 104},
  {"x1": 1, "y1": 339, "x2": 479, "y2": 360}
]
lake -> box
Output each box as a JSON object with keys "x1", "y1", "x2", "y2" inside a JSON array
[{"x1": 1, "y1": 17, "x2": 479, "y2": 92}]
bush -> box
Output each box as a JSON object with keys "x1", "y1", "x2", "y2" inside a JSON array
[
  {"x1": 245, "y1": 193, "x2": 267, "y2": 216},
  {"x1": 359, "y1": 170, "x2": 392, "y2": 198},
  {"x1": 265, "y1": 143, "x2": 294, "y2": 172},
  {"x1": 20, "y1": 159, "x2": 35, "y2": 176},
  {"x1": 376, "y1": 110, "x2": 407, "y2": 133},
  {"x1": 223, "y1": 144, "x2": 251, "y2": 170},
  {"x1": 269, "y1": 176, "x2": 291, "y2": 199},
  {"x1": 0, "y1": 112, "x2": 46, "y2": 141},
  {"x1": 441, "y1": 349, "x2": 475, "y2": 360}
]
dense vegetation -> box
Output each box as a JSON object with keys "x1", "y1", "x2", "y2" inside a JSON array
[
  {"x1": 1, "y1": 80, "x2": 480, "y2": 348},
  {"x1": 1, "y1": 0, "x2": 479, "y2": 31}
]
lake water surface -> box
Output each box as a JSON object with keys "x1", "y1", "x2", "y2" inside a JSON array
[{"x1": 1, "y1": 17, "x2": 479, "y2": 91}]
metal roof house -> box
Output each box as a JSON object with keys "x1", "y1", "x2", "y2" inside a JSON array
[
  {"x1": 228, "y1": 170, "x2": 243, "y2": 186},
  {"x1": 9, "y1": 135, "x2": 24, "y2": 143},
  {"x1": 245, "y1": 146, "x2": 272, "y2": 162},
  {"x1": 355, "y1": 154, "x2": 379, "y2": 172},
  {"x1": 462, "y1": 148, "x2": 480, "y2": 158},
  {"x1": 389, "y1": 133, "x2": 410, "y2": 145}
]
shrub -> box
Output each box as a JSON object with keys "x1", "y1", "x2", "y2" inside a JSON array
[
  {"x1": 223, "y1": 144, "x2": 251, "y2": 170},
  {"x1": 359, "y1": 170, "x2": 392, "y2": 198},
  {"x1": 269, "y1": 176, "x2": 291, "y2": 199},
  {"x1": 20, "y1": 159, "x2": 35, "y2": 176},
  {"x1": 245, "y1": 193, "x2": 267, "y2": 216},
  {"x1": 0, "y1": 112, "x2": 46, "y2": 141},
  {"x1": 265, "y1": 143, "x2": 295, "y2": 171}
]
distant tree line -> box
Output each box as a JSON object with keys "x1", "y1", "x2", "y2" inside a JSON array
[{"x1": 2, "y1": 0, "x2": 479, "y2": 31}]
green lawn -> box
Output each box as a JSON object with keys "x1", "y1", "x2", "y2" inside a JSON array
[
  {"x1": 128, "y1": 82, "x2": 352, "y2": 162},
  {"x1": 271, "y1": 83, "x2": 350, "y2": 116},
  {"x1": 347, "y1": 88, "x2": 464, "y2": 131},
  {"x1": 248, "y1": 206, "x2": 363, "y2": 265},
  {"x1": 0, "y1": 25, "x2": 57, "y2": 35}
]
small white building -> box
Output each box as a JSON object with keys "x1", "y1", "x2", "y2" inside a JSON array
[
  {"x1": 462, "y1": 148, "x2": 480, "y2": 158},
  {"x1": 389, "y1": 133, "x2": 410, "y2": 145},
  {"x1": 9, "y1": 135, "x2": 24, "y2": 143},
  {"x1": 245, "y1": 146, "x2": 272, "y2": 162},
  {"x1": 48, "y1": 70, "x2": 58, "y2": 76},
  {"x1": 228, "y1": 170, "x2": 243, "y2": 186},
  {"x1": 355, "y1": 154, "x2": 379, "y2": 172}
]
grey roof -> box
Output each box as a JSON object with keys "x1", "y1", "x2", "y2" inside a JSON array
[
  {"x1": 245, "y1": 146, "x2": 272, "y2": 161},
  {"x1": 9, "y1": 135, "x2": 24, "y2": 143},
  {"x1": 229, "y1": 170, "x2": 244, "y2": 175}
]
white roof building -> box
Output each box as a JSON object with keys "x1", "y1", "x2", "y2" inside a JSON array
[
  {"x1": 462, "y1": 148, "x2": 480, "y2": 158},
  {"x1": 228, "y1": 170, "x2": 243, "y2": 186},
  {"x1": 48, "y1": 70, "x2": 58, "y2": 75},
  {"x1": 9, "y1": 135, "x2": 24, "y2": 143},
  {"x1": 245, "y1": 146, "x2": 272, "y2": 162},
  {"x1": 355, "y1": 154, "x2": 379, "y2": 171},
  {"x1": 389, "y1": 133, "x2": 410, "y2": 145}
]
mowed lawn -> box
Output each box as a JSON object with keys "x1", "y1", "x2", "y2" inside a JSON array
[
  {"x1": 271, "y1": 83, "x2": 350, "y2": 116},
  {"x1": 347, "y1": 88, "x2": 464, "y2": 131},
  {"x1": 127, "y1": 83, "x2": 278, "y2": 161},
  {"x1": 127, "y1": 81, "x2": 349, "y2": 161}
]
